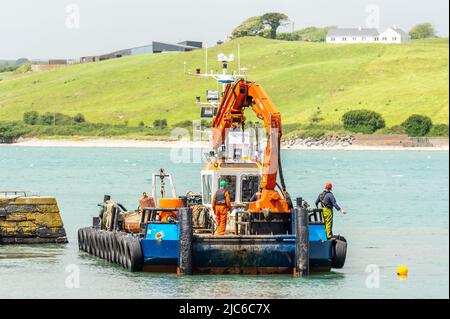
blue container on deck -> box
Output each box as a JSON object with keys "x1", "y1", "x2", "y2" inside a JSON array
[{"x1": 141, "y1": 222, "x2": 180, "y2": 272}]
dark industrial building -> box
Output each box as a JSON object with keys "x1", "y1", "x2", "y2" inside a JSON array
[{"x1": 80, "y1": 41, "x2": 202, "y2": 63}]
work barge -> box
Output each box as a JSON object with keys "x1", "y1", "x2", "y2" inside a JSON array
[
  {"x1": 78, "y1": 193, "x2": 346, "y2": 275},
  {"x1": 78, "y1": 54, "x2": 347, "y2": 276}
]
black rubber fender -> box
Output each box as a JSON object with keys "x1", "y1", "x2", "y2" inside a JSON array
[
  {"x1": 97, "y1": 231, "x2": 104, "y2": 259},
  {"x1": 80, "y1": 228, "x2": 87, "y2": 252},
  {"x1": 332, "y1": 235, "x2": 348, "y2": 269},
  {"x1": 94, "y1": 231, "x2": 101, "y2": 257},
  {"x1": 115, "y1": 235, "x2": 123, "y2": 267},
  {"x1": 77, "y1": 228, "x2": 83, "y2": 251},
  {"x1": 102, "y1": 232, "x2": 109, "y2": 260},
  {"x1": 111, "y1": 232, "x2": 120, "y2": 264},
  {"x1": 100, "y1": 232, "x2": 107, "y2": 260},
  {"x1": 83, "y1": 228, "x2": 90, "y2": 253},
  {"x1": 101, "y1": 232, "x2": 108, "y2": 261},
  {"x1": 111, "y1": 232, "x2": 119, "y2": 264},
  {"x1": 118, "y1": 236, "x2": 127, "y2": 268},
  {"x1": 91, "y1": 230, "x2": 97, "y2": 256},
  {"x1": 123, "y1": 236, "x2": 143, "y2": 272},
  {"x1": 82, "y1": 228, "x2": 91, "y2": 252},
  {"x1": 87, "y1": 229, "x2": 94, "y2": 255},
  {"x1": 115, "y1": 232, "x2": 127, "y2": 265},
  {"x1": 123, "y1": 237, "x2": 133, "y2": 270},
  {"x1": 129, "y1": 237, "x2": 144, "y2": 272},
  {"x1": 107, "y1": 232, "x2": 115, "y2": 262},
  {"x1": 104, "y1": 232, "x2": 112, "y2": 262},
  {"x1": 112, "y1": 232, "x2": 125, "y2": 264}
]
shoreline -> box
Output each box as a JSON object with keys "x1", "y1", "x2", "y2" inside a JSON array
[{"x1": 1, "y1": 137, "x2": 448, "y2": 151}]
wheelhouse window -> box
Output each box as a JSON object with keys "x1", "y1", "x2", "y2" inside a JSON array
[
  {"x1": 218, "y1": 175, "x2": 236, "y2": 202},
  {"x1": 202, "y1": 175, "x2": 212, "y2": 204},
  {"x1": 241, "y1": 175, "x2": 260, "y2": 203}
]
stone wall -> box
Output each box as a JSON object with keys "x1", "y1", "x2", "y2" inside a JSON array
[{"x1": 0, "y1": 196, "x2": 68, "y2": 244}]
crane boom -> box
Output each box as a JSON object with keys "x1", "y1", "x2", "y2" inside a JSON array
[{"x1": 212, "y1": 79, "x2": 291, "y2": 213}]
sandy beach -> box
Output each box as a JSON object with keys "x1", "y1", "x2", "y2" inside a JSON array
[{"x1": 2, "y1": 136, "x2": 448, "y2": 151}]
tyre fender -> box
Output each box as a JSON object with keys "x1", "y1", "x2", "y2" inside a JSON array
[
  {"x1": 94, "y1": 231, "x2": 101, "y2": 257},
  {"x1": 105, "y1": 232, "x2": 112, "y2": 262},
  {"x1": 81, "y1": 228, "x2": 88, "y2": 252},
  {"x1": 113, "y1": 232, "x2": 124, "y2": 264},
  {"x1": 87, "y1": 229, "x2": 94, "y2": 255},
  {"x1": 77, "y1": 228, "x2": 83, "y2": 251},
  {"x1": 100, "y1": 232, "x2": 107, "y2": 260},
  {"x1": 123, "y1": 237, "x2": 133, "y2": 270},
  {"x1": 107, "y1": 232, "x2": 115, "y2": 262},
  {"x1": 332, "y1": 236, "x2": 348, "y2": 269},
  {"x1": 118, "y1": 236, "x2": 127, "y2": 268},
  {"x1": 128, "y1": 237, "x2": 143, "y2": 272},
  {"x1": 112, "y1": 232, "x2": 120, "y2": 264},
  {"x1": 97, "y1": 232, "x2": 104, "y2": 259}
]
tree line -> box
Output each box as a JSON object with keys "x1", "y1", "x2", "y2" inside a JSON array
[
  {"x1": 342, "y1": 110, "x2": 447, "y2": 137},
  {"x1": 0, "y1": 58, "x2": 30, "y2": 73}
]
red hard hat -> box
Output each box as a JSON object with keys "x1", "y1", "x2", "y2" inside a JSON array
[{"x1": 325, "y1": 183, "x2": 333, "y2": 190}]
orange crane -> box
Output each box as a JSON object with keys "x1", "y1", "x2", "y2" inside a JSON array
[{"x1": 212, "y1": 79, "x2": 293, "y2": 214}]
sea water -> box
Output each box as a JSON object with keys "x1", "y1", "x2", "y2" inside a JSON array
[{"x1": 0, "y1": 146, "x2": 448, "y2": 299}]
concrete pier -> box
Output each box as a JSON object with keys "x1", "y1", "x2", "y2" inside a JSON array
[{"x1": 0, "y1": 196, "x2": 68, "y2": 244}]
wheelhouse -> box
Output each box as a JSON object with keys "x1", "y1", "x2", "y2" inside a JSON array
[{"x1": 201, "y1": 162, "x2": 262, "y2": 207}]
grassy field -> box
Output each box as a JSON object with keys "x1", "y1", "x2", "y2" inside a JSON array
[
  {"x1": 0, "y1": 37, "x2": 448, "y2": 134},
  {"x1": 0, "y1": 72, "x2": 13, "y2": 81}
]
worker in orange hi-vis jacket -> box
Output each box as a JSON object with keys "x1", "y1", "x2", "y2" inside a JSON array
[{"x1": 212, "y1": 180, "x2": 232, "y2": 236}]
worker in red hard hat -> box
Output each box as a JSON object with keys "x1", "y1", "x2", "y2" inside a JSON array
[{"x1": 315, "y1": 183, "x2": 346, "y2": 239}]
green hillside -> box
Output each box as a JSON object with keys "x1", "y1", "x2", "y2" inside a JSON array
[{"x1": 0, "y1": 37, "x2": 448, "y2": 130}]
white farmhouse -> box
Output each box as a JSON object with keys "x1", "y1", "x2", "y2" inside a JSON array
[
  {"x1": 378, "y1": 26, "x2": 411, "y2": 44},
  {"x1": 326, "y1": 27, "x2": 379, "y2": 44},
  {"x1": 326, "y1": 26, "x2": 410, "y2": 44}
]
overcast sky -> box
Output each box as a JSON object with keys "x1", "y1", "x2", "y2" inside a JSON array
[{"x1": 0, "y1": 0, "x2": 448, "y2": 60}]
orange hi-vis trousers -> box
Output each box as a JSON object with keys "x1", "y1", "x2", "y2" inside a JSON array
[{"x1": 214, "y1": 205, "x2": 228, "y2": 236}]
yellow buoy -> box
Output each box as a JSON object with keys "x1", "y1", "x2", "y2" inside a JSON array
[{"x1": 397, "y1": 265, "x2": 409, "y2": 277}]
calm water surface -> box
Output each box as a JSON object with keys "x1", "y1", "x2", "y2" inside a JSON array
[{"x1": 0, "y1": 146, "x2": 448, "y2": 299}]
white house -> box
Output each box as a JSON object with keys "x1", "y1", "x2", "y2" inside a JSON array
[
  {"x1": 326, "y1": 27, "x2": 379, "y2": 44},
  {"x1": 326, "y1": 26, "x2": 410, "y2": 44},
  {"x1": 378, "y1": 26, "x2": 411, "y2": 44}
]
